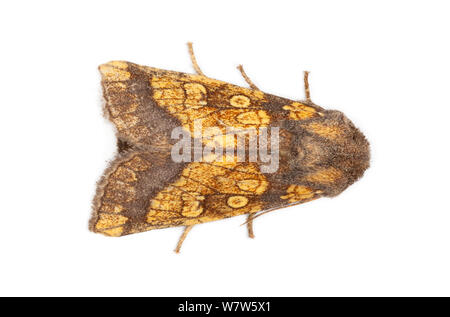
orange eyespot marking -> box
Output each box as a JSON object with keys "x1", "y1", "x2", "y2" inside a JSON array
[
  {"x1": 237, "y1": 179, "x2": 267, "y2": 194},
  {"x1": 281, "y1": 185, "x2": 315, "y2": 203},
  {"x1": 230, "y1": 95, "x2": 251, "y2": 107},
  {"x1": 283, "y1": 102, "x2": 317, "y2": 120},
  {"x1": 305, "y1": 167, "x2": 342, "y2": 184},
  {"x1": 184, "y1": 83, "x2": 207, "y2": 95},
  {"x1": 306, "y1": 122, "x2": 342, "y2": 139},
  {"x1": 227, "y1": 195, "x2": 249, "y2": 208}
]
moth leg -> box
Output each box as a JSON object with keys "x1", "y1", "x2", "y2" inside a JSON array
[
  {"x1": 237, "y1": 64, "x2": 260, "y2": 90},
  {"x1": 246, "y1": 213, "x2": 255, "y2": 239},
  {"x1": 304, "y1": 71, "x2": 311, "y2": 102},
  {"x1": 187, "y1": 42, "x2": 205, "y2": 76},
  {"x1": 174, "y1": 225, "x2": 194, "y2": 253}
]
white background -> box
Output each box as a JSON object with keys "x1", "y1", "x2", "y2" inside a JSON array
[{"x1": 1, "y1": 0, "x2": 449, "y2": 296}]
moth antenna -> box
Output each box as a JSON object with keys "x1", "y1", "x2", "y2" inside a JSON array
[
  {"x1": 241, "y1": 209, "x2": 275, "y2": 225},
  {"x1": 304, "y1": 71, "x2": 311, "y2": 102},
  {"x1": 237, "y1": 64, "x2": 260, "y2": 90},
  {"x1": 187, "y1": 42, "x2": 205, "y2": 76},
  {"x1": 174, "y1": 225, "x2": 194, "y2": 253},
  {"x1": 240, "y1": 201, "x2": 306, "y2": 226},
  {"x1": 247, "y1": 214, "x2": 255, "y2": 238}
]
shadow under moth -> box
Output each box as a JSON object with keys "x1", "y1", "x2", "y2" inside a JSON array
[{"x1": 89, "y1": 43, "x2": 370, "y2": 252}]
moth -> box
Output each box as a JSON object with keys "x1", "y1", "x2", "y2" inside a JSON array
[{"x1": 90, "y1": 43, "x2": 370, "y2": 252}]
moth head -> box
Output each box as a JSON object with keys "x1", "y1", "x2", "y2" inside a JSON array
[{"x1": 291, "y1": 109, "x2": 370, "y2": 196}]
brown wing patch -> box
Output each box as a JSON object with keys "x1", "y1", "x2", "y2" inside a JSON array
[
  {"x1": 99, "y1": 62, "x2": 183, "y2": 149},
  {"x1": 227, "y1": 195, "x2": 249, "y2": 208},
  {"x1": 99, "y1": 62, "x2": 151, "y2": 145},
  {"x1": 90, "y1": 153, "x2": 153, "y2": 236}
]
